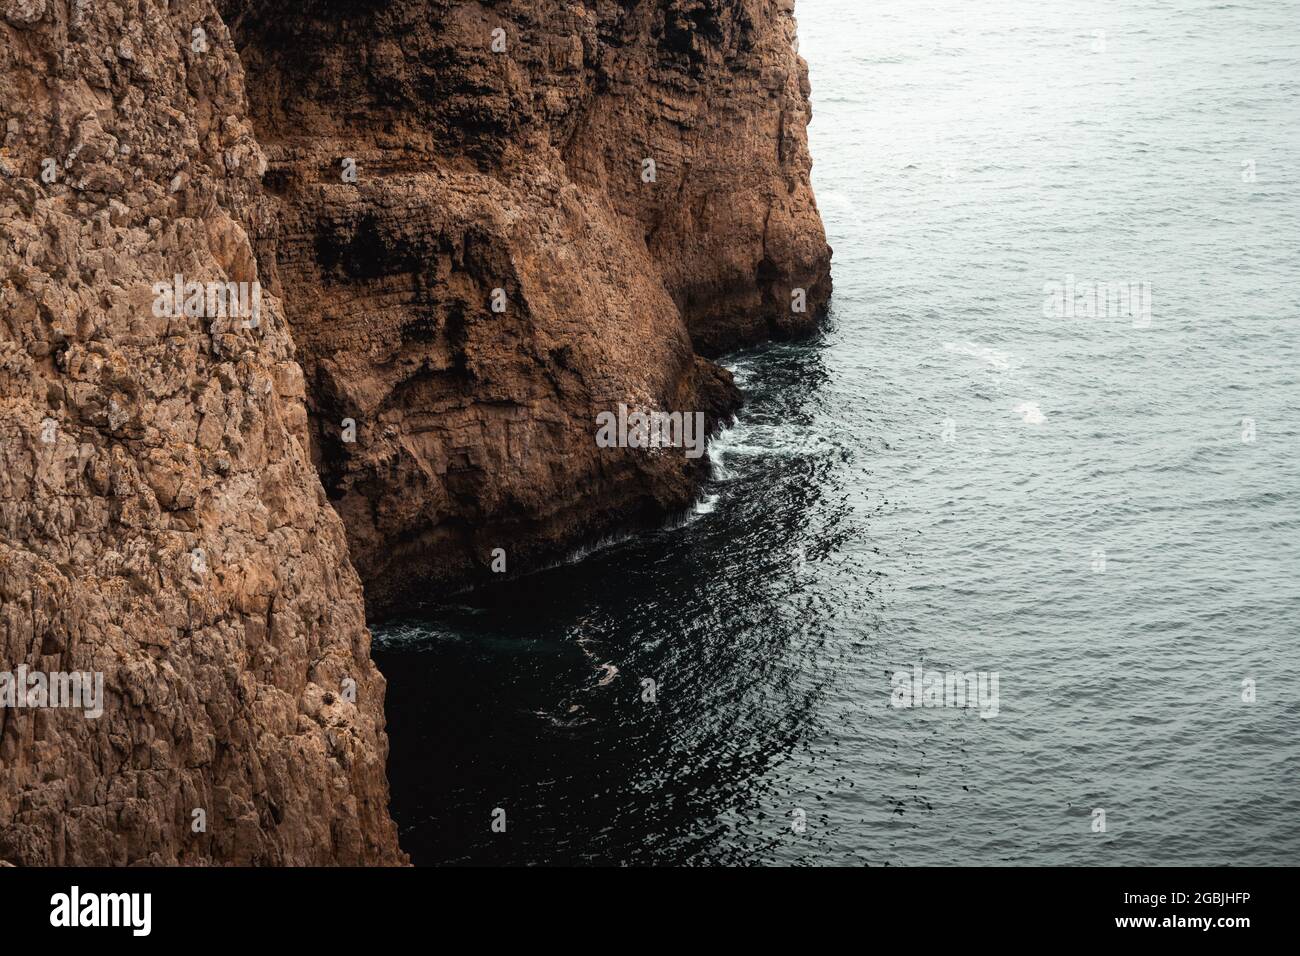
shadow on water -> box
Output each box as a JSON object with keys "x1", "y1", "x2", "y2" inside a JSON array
[{"x1": 372, "y1": 332, "x2": 873, "y2": 865}]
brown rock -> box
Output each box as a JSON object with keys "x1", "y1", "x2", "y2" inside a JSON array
[
  {"x1": 2, "y1": 0, "x2": 44, "y2": 29},
  {"x1": 0, "y1": 1, "x2": 403, "y2": 865},
  {"x1": 224, "y1": 0, "x2": 831, "y2": 613},
  {"x1": 0, "y1": 0, "x2": 828, "y2": 865}
]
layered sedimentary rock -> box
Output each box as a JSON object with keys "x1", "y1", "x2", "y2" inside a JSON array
[
  {"x1": 0, "y1": 0, "x2": 827, "y2": 865},
  {"x1": 0, "y1": 1, "x2": 403, "y2": 864},
  {"x1": 222, "y1": 0, "x2": 831, "y2": 612}
]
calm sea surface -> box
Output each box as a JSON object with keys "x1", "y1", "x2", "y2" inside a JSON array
[{"x1": 373, "y1": 0, "x2": 1300, "y2": 865}]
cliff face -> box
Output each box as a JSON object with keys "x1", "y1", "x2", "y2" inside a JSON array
[
  {"x1": 0, "y1": 0, "x2": 827, "y2": 865},
  {"x1": 0, "y1": 1, "x2": 403, "y2": 864},
  {"x1": 222, "y1": 0, "x2": 831, "y2": 612}
]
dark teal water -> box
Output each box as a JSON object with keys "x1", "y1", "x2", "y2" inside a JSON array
[{"x1": 373, "y1": 0, "x2": 1300, "y2": 865}]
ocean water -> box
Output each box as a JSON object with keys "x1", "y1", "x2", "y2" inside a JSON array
[{"x1": 373, "y1": 0, "x2": 1300, "y2": 865}]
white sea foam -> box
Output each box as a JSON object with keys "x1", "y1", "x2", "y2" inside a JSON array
[
  {"x1": 694, "y1": 493, "x2": 720, "y2": 515},
  {"x1": 1013, "y1": 401, "x2": 1047, "y2": 425},
  {"x1": 943, "y1": 341, "x2": 1013, "y2": 371}
]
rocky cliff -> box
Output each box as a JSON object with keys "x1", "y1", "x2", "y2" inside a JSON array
[
  {"x1": 0, "y1": 0, "x2": 403, "y2": 865},
  {"x1": 0, "y1": 0, "x2": 828, "y2": 865},
  {"x1": 220, "y1": 0, "x2": 830, "y2": 612}
]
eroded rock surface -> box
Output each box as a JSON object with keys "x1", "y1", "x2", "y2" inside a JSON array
[
  {"x1": 0, "y1": 0, "x2": 827, "y2": 864},
  {"x1": 223, "y1": 0, "x2": 831, "y2": 612},
  {"x1": 0, "y1": 1, "x2": 403, "y2": 864}
]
